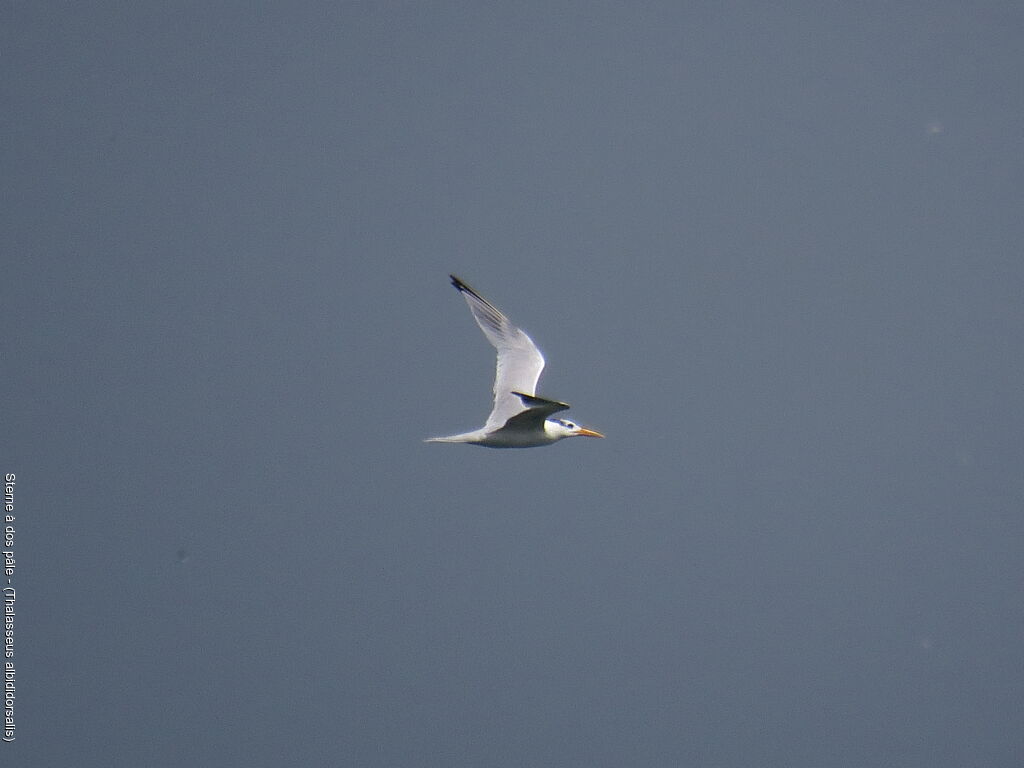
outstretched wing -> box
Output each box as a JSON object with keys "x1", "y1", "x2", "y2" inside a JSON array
[{"x1": 450, "y1": 275, "x2": 546, "y2": 431}]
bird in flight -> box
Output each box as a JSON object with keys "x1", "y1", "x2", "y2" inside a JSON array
[{"x1": 426, "y1": 275, "x2": 604, "y2": 448}]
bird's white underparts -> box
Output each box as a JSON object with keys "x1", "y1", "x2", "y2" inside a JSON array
[{"x1": 425, "y1": 275, "x2": 604, "y2": 448}]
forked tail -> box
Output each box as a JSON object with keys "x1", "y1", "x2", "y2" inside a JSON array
[{"x1": 423, "y1": 431, "x2": 480, "y2": 444}]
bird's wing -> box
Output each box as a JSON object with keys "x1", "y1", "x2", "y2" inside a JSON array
[
  {"x1": 499, "y1": 393, "x2": 570, "y2": 431},
  {"x1": 450, "y1": 275, "x2": 546, "y2": 431},
  {"x1": 509, "y1": 392, "x2": 569, "y2": 418}
]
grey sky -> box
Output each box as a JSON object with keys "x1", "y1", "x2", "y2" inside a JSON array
[{"x1": 4, "y1": 2, "x2": 1023, "y2": 766}]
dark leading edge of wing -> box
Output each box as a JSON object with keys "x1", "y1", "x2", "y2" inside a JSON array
[
  {"x1": 451, "y1": 274, "x2": 499, "y2": 313},
  {"x1": 511, "y1": 391, "x2": 570, "y2": 413},
  {"x1": 450, "y1": 275, "x2": 486, "y2": 302},
  {"x1": 450, "y1": 274, "x2": 474, "y2": 293},
  {"x1": 450, "y1": 274, "x2": 512, "y2": 344}
]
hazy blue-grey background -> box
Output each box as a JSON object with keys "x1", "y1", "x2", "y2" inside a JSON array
[{"x1": 4, "y1": 2, "x2": 1023, "y2": 766}]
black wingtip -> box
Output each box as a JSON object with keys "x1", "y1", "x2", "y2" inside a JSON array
[{"x1": 450, "y1": 275, "x2": 484, "y2": 301}]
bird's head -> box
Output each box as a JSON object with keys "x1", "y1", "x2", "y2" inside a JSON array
[{"x1": 544, "y1": 418, "x2": 605, "y2": 441}]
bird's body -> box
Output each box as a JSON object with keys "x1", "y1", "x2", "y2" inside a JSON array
[{"x1": 426, "y1": 276, "x2": 603, "y2": 448}]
